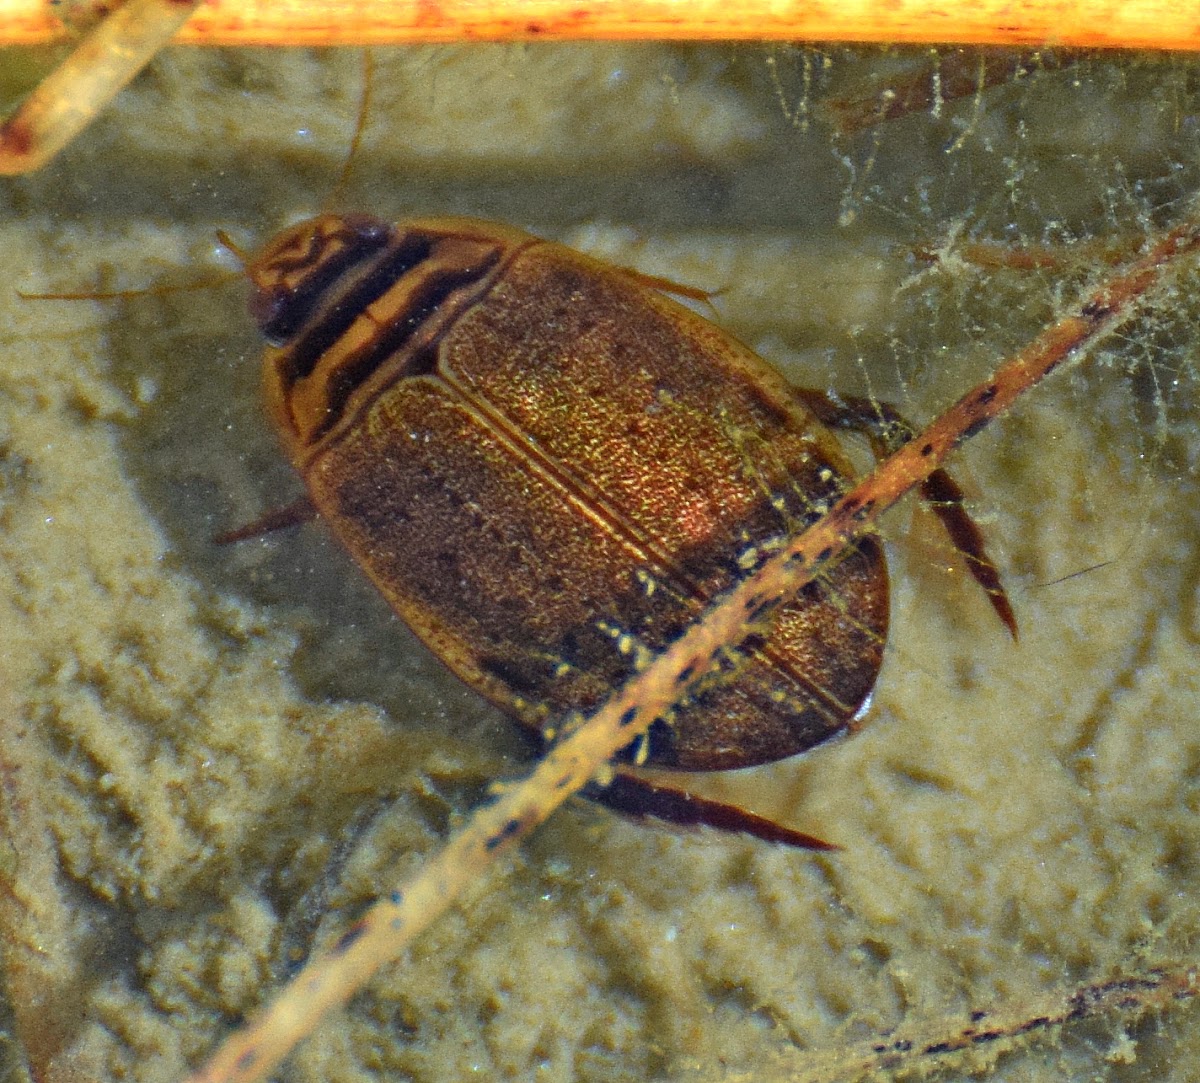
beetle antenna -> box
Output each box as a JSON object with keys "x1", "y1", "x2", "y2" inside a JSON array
[
  {"x1": 215, "y1": 228, "x2": 249, "y2": 267},
  {"x1": 327, "y1": 49, "x2": 375, "y2": 211}
]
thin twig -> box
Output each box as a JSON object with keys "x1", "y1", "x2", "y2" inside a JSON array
[
  {"x1": 183, "y1": 213, "x2": 1200, "y2": 1083},
  {"x1": 789, "y1": 962, "x2": 1200, "y2": 1081}
]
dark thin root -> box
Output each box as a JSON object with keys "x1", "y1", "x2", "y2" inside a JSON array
[{"x1": 327, "y1": 50, "x2": 375, "y2": 209}]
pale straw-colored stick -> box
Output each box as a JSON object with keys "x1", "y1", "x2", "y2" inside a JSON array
[{"x1": 0, "y1": 0, "x2": 201, "y2": 174}]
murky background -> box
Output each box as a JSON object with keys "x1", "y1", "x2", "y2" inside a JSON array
[{"x1": 0, "y1": 44, "x2": 1198, "y2": 1083}]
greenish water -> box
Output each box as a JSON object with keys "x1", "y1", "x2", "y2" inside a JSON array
[{"x1": 0, "y1": 45, "x2": 1197, "y2": 1083}]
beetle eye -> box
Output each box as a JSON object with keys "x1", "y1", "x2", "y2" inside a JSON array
[
  {"x1": 338, "y1": 214, "x2": 393, "y2": 246},
  {"x1": 250, "y1": 286, "x2": 293, "y2": 346}
]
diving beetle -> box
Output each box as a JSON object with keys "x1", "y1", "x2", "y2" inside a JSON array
[{"x1": 232, "y1": 212, "x2": 1013, "y2": 846}]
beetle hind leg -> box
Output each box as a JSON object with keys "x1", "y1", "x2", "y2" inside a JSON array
[
  {"x1": 584, "y1": 771, "x2": 838, "y2": 851},
  {"x1": 790, "y1": 388, "x2": 1018, "y2": 639}
]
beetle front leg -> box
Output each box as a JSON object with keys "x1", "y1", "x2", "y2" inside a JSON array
[{"x1": 790, "y1": 387, "x2": 1018, "y2": 639}]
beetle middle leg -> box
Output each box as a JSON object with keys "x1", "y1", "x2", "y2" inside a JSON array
[{"x1": 790, "y1": 387, "x2": 1018, "y2": 638}]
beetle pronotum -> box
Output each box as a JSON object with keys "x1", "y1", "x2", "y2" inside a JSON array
[{"x1": 4, "y1": 47, "x2": 1200, "y2": 1083}]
